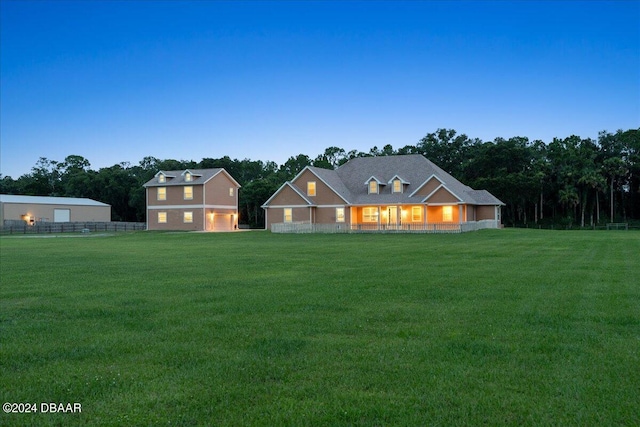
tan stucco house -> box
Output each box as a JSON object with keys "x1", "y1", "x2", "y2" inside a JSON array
[
  {"x1": 0, "y1": 194, "x2": 111, "y2": 225},
  {"x1": 143, "y1": 168, "x2": 240, "y2": 231},
  {"x1": 262, "y1": 154, "x2": 504, "y2": 233}
]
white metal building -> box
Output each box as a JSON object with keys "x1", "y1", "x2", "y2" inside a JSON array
[{"x1": 0, "y1": 195, "x2": 111, "y2": 224}]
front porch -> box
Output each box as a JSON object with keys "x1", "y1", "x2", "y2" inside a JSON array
[{"x1": 271, "y1": 219, "x2": 500, "y2": 234}]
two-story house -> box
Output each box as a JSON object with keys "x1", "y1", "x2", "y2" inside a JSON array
[
  {"x1": 143, "y1": 168, "x2": 241, "y2": 231},
  {"x1": 262, "y1": 154, "x2": 504, "y2": 233}
]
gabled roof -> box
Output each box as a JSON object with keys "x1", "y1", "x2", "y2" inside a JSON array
[
  {"x1": 364, "y1": 176, "x2": 386, "y2": 185},
  {"x1": 388, "y1": 174, "x2": 409, "y2": 185},
  {"x1": 262, "y1": 154, "x2": 504, "y2": 207},
  {"x1": 261, "y1": 182, "x2": 315, "y2": 207},
  {"x1": 143, "y1": 168, "x2": 241, "y2": 188},
  {"x1": 334, "y1": 154, "x2": 486, "y2": 205},
  {"x1": 0, "y1": 194, "x2": 110, "y2": 207}
]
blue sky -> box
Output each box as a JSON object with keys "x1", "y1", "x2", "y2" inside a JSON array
[{"x1": 1, "y1": 1, "x2": 638, "y2": 178}]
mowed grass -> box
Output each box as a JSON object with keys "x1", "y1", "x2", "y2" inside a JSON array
[{"x1": 1, "y1": 230, "x2": 639, "y2": 426}]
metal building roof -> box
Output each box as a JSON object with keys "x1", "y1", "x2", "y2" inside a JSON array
[{"x1": 0, "y1": 194, "x2": 110, "y2": 207}]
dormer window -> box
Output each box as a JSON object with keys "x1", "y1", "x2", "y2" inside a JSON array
[
  {"x1": 158, "y1": 175, "x2": 166, "y2": 183},
  {"x1": 393, "y1": 179, "x2": 402, "y2": 193},
  {"x1": 369, "y1": 181, "x2": 378, "y2": 194},
  {"x1": 389, "y1": 175, "x2": 408, "y2": 194},
  {"x1": 185, "y1": 172, "x2": 192, "y2": 182}
]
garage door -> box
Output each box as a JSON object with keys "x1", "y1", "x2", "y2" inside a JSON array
[
  {"x1": 213, "y1": 214, "x2": 233, "y2": 231},
  {"x1": 54, "y1": 209, "x2": 71, "y2": 222}
]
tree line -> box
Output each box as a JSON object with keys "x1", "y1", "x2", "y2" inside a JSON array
[{"x1": 1, "y1": 127, "x2": 638, "y2": 228}]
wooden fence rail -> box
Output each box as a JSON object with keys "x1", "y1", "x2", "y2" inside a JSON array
[{"x1": 1, "y1": 221, "x2": 146, "y2": 235}]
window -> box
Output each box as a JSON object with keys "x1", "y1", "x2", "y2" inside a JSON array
[
  {"x1": 369, "y1": 181, "x2": 378, "y2": 194},
  {"x1": 393, "y1": 179, "x2": 402, "y2": 193},
  {"x1": 184, "y1": 186, "x2": 193, "y2": 200},
  {"x1": 158, "y1": 212, "x2": 167, "y2": 223},
  {"x1": 284, "y1": 208, "x2": 293, "y2": 223},
  {"x1": 157, "y1": 187, "x2": 166, "y2": 201},
  {"x1": 184, "y1": 212, "x2": 193, "y2": 223},
  {"x1": 185, "y1": 172, "x2": 192, "y2": 182},
  {"x1": 158, "y1": 175, "x2": 166, "y2": 183},
  {"x1": 229, "y1": 187, "x2": 234, "y2": 197},
  {"x1": 307, "y1": 181, "x2": 316, "y2": 197},
  {"x1": 363, "y1": 207, "x2": 379, "y2": 223},
  {"x1": 412, "y1": 206, "x2": 422, "y2": 222},
  {"x1": 336, "y1": 207, "x2": 345, "y2": 223},
  {"x1": 443, "y1": 206, "x2": 453, "y2": 222}
]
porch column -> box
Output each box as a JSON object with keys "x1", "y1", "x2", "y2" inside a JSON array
[
  {"x1": 377, "y1": 206, "x2": 381, "y2": 230},
  {"x1": 459, "y1": 204, "x2": 464, "y2": 223}
]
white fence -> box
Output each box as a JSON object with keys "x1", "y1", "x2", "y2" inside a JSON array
[{"x1": 271, "y1": 220, "x2": 499, "y2": 234}]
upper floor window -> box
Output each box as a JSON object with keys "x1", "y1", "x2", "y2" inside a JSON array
[
  {"x1": 158, "y1": 175, "x2": 166, "y2": 183},
  {"x1": 393, "y1": 179, "x2": 402, "y2": 193},
  {"x1": 184, "y1": 186, "x2": 193, "y2": 200},
  {"x1": 185, "y1": 172, "x2": 192, "y2": 182},
  {"x1": 157, "y1": 187, "x2": 166, "y2": 201},
  {"x1": 229, "y1": 187, "x2": 234, "y2": 197},
  {"x1": 307, "y1": 181, "x2": 316, "y2": 197},
  {"x1": 368, "y1": 181, "x2": 378, "y2": 194}
]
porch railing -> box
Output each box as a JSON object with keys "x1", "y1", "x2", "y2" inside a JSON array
[{"x1": 271, "y1": 220, "x2": 499, "y2": 234}]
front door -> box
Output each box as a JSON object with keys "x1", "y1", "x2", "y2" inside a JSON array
[{"x1": 387, "y1": 206, "x2": 398, "y2": 228}]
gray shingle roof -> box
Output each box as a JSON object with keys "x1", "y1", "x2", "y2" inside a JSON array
[
  {"x1": 143, "y1": 168, "x2": 240, "y2": 187},
  {"x1": 273, "y1": 154, "x2": 504, "y2": 206},
  {"x1": 332, "y1": 155, "x2": 503, "y2": 205}
]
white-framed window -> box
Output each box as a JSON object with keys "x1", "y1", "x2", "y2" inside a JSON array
[
  {"x1": 185, "y1": 172, "x2": 192, "y2": 182},
  {"x1": 158, "y1": 212, "x2": 167, "y2": 223},
  {"x1": 184, "y1": 212, "x2": 193, "y2": 223},
  {"x1": 412, "y1": 206, "x2": 422, "y2": 222},
  {"x1": 158, "y1": 175, "x2": 166, "y2": 183},
  {"x1": 307, "y1": 181, "x2": 316, "y2": 197},
  {"x1": 283, "y1": 208, "x2": 293, "y2": 223},
  {"x1": 443, "y1": 206, "x2": 453, "y2": 222},
  {"x1": 184, "y1": 186, "x2": 193, "y2": 200},
  {"x1": 369, "y1": 181, "x2": 378, "y2": 194},
  {"x1": 393, "y1": 179, "x2": 402, "y2": 193},
  {"x1": 157, "y1": 187, "x2": 166, "y2": 201},
  {"x1": 363, "y1": 207, "x2": 379, "y2": 223},
  {"x1": 229, "y1": 187, "x2": 234, "y2": 197},
  {"x1": 336, "y1": 207, "x2": 345, "y2": 223}
]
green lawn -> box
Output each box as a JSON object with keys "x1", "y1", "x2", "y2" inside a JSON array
[{"x1": 1, "y1": 230, "x2": 639, "y2": 426}]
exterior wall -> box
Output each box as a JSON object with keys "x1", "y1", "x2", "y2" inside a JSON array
[
  {"x1": 314, "y1": 206, "x2": 349, "y2": 224},
  {"x1": 426, "y1": 187, "x2": 460, "y2": 204},
  {"x1": 414, "y1": 177, "x2": 442, "y2": 197},
  {"x1": 268, "y1": 185, "x2": 308, "y2": 206},
  {"x1": 426, "y1": 205, "x2": 461, "y2": 223},
  {"x1": 466, "y1": 205, "x2": 476, "y2": 222},
  {"x1": 205, "y1": 173, "x2": 238, "y2": 208},
  {"x1": 293, "y1": 170, "x2": 346, "y2": 205},
  {"x1": 1, "y1": 202, "x2": 110, "y2": 223},
  {"x1": 266, "y1": 206, "x2": 311, "y2": 228},
  {"x1": 147, "y1": 207, "x2": 204, "y2": 231},
  {"x1": 148, "y1": 184, "x2": 203, "y2": 207},
  {"x1": 476, "y1": 205, "x2": 497, "y2": 221}
]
